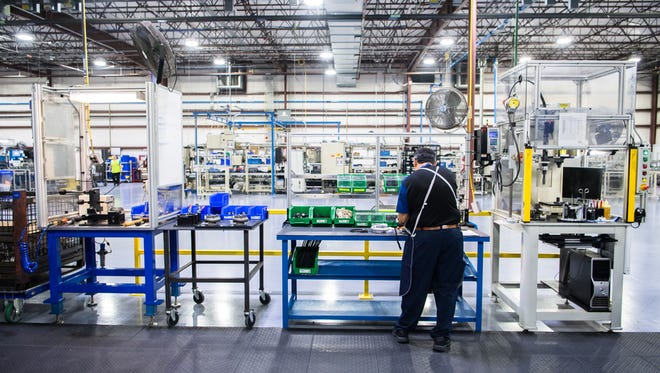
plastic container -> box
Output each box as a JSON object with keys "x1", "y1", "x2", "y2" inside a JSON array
[
  {"x1": 354, "y1": 211, "x2": 371, "y2": 227},
  {"x1": 248, "y1": 205, "x2": 269, "y2": 220},
  {"x1": 292, "y1": 246, "x2": 319, "y2": 275},
  {"x1": 311, "y1": 206, "x2": 334, "y2": 226},
  {"x1": 333, "y1": 206, "x2": 355, "y2": 226},
  {"x1": 383, "y1": 174, "x2": 404, "y2": 193},
  {"x1": 288, "y1": 206, "x2": 312, "y2": 225},
  {"x1": 337, "y1": 174, "x2": 352, "y2": 193},
  {"x1": 370, "y1": 212, "x2": 386, "y2": 226},
  {"x1": 383, "y1": 212, "x2": 398, "y2": 227},
  {"x1": 221, "y1": 205, "x2": 250, "y2": 220},
  {"x1": 351, "y1": 174, "x2": 367, "y2": 193},
  {"x1": 130, "y1": 202, "x2": 149, "y2": 219}
]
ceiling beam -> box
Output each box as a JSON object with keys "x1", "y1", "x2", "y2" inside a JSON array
[
  {"x1": 406, "y1": 0, "x2": 468, "y2": 72},
  {"x1": 9, "y1": 5, "x2": 146, "y2": 69},
  {"x1": 4, "y1": 12, "x2": 659, "y2": 26}
]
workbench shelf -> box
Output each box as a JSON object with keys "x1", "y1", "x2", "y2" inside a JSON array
[{"x1": 277, "y1": 225, "x2": 489, "y2": 330}]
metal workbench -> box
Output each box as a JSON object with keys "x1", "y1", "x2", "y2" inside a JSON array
[
  {"x1": 162, "y1": 219, "x2": 270, "y2": 328},
  {"x1": 277, "y1": 224, "x2": 490, "y2": 330},
  {"x1": 491, "y1": 218, "x2": 628, "y2": 331},
  {"x1": 46, "y1": 224, "x2": 169, "y2": 325}
]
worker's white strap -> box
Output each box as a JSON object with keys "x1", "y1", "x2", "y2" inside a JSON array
[
  {"x1": 420, "y1": 167, "x2": 459, "y2": 208},
  {"x1": 410, "y1": 166, "x2": 440, "y2": 238}
]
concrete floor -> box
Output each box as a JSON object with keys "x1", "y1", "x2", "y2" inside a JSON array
[{"x1": 6, "y1": 182, "x2": 659, "y2": 333}]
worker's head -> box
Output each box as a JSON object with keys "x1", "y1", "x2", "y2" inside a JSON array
[{"x1": 413, "y1": 147, "x2": 436, "y2": 168}]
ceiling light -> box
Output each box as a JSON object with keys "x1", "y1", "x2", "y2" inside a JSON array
[
  {"x1": 325, "y1": 69, "x2": 336, "y2": 76},
  {"x1": 93, "y1": 58, "x2": 107, "y2": 67},
  {"x1": 519, "y1": 56, "x2": 532, "y2": 63},
  {"x1": 184, "y1": 39, "x2": 199, "y2": 48},
  {"x1": 15, "y1": 32, "x2": 35, "y2": 41},
  {"x1": 319, "y1": 51, "x2": 333, "y2": 59},
  {"x1": 213, "y1": 57, "x2": 227, "y2": 65},
  {"x1": 439, "y1": 38, "x2": 454, "y2": 47},
  {"x1": 423, "y1": 58, "x2": 435, "y2": 65},
  {"x1": 556, "y1": 37, "x2": 572, "y2": 46},
  {"x1": 628, "y1": 56, "x2": 641, "y2": 63},
  {"x1": 304, "y1": 0, "x2": 323, "y2": 6}
]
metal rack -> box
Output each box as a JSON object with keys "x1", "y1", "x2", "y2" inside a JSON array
[
  {"x1": 162, "y1": 219, "x2": 270, "y2": 328},
  {"x1": 0, "y1": 191, "x2": 83, "y2": 322}
]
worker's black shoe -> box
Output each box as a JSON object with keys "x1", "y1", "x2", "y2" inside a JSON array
[
  {"x1": 432, "y1": 336, "x2": 451, "y2": 352},
  {"x1": 392, "y1": 328, "x2": 409, "y2": 344}
]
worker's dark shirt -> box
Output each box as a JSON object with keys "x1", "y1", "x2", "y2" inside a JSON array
[{"x1": 396, "y1": 163, "x2": 460, "y2": 231}]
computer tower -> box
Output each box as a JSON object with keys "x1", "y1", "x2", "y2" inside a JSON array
[{"x1": 558, "y1": 248, "x2": 611, "y2": 311}]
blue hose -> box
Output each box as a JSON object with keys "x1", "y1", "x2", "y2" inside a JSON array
[{"x1": 18, "y1": 227, "x2": 46, "y2": 274}]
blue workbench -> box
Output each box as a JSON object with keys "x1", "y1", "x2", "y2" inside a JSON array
[
  {"x1": 277, "y1": 225, "x2": 489, "y2": 330},
  {"x1": 46, "y1": 224, "x2": 171, "y2": 324}
]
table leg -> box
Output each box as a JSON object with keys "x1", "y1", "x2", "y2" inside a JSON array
[
  {"x1": 47, "y1": 233, "x2": 64, "y2": 317},
  {"x1": 281, "y1": 239, "x2": 289, "y2": 329},
  {"x1": 143, "y1": 233, "x2": 158, "y2": 317},
  {"x1": 259, "y1": 224, "x2": 264, "y2": 291},
  {"x1": 164, "y1": 231, "x2": 172, "y2": 311},
  {"x1": 190, "y1": 230, "x2": 197, "y2": 294},
  {"x1": 476, "y1": 241, "x2": 484, "y2": 332},
  {"x1": 243, "y1": 229, "x2": 250, "y2": 314}
]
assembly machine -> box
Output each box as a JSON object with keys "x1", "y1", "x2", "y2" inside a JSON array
[
  {"x1": 31, "y1": 83, "x2": 184, "y2": 323},
  {"x1": 488, "y1": 60, "x2": 647, "y2": 331}
]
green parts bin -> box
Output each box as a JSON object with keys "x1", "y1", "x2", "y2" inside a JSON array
[
  {"x1": 289, "y1": 206, "x2": 312, "y2": 225},
  {"x1": 354, "y1": 211, "x2": 371, "y2": 227},
  {"x1": 383, "y1": 174, "x2": 405, "y2": 193},
  {"x1": 337, "y1": 174, "x2": 352, "y2": 193},
  {"x1": 292, "y1": 246, "x2": 319, "y2": 275},
  {"x1": 333, "y1": 206, "x2": 355, "y2": 226},
  {"x1": 351, "y1": 174, "x2": 367, "y2": 193},
  {"x1": 311, "y1": 206, "x2": 334, "y2": 226}
]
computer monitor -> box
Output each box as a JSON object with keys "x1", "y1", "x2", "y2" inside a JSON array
[{"x1": 562, "y1": 167, "x2": 603, "y2": 200}]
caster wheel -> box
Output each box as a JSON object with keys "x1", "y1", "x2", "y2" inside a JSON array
[
  {"x1": 193, "y1": 290, "x2": 205, "y2": 304},
  {"x1": 167, "y1": 311, "x2": 179, "y2": 327},
  {"x1": 244, "y1": 311, "x2": 256, "y2": 328},
  {"x1": 259, "y1": 292, "x2": 271, "y2": 305},
  {"x1": 4, "y1": 301, "x2": 22, "y2": 323}
]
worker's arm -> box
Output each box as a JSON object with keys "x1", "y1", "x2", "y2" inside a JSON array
[{"x1": 397, "y1": 213, "x2": 408, "y2": 227}]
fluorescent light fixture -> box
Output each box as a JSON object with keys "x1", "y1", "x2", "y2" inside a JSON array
[
  {"x1": 69, "y1": 91, "x2": 145, "y2": 103},
  {"x1": 439, "y1": 38, "x2": 454, "y2": 47},
  {"x1": 319, "y1": 51, "x2": 333, "y2": 59},
  {"x1": 325, "y1": 69, "x2": 336, "y2": 76},
  {"x1": 556, "y1": 36, "x2": 572, "y2": 46},
  {"x1": 184, "y1": 39, "x2": 199, "y2": 48},
  {"x1": 213, "y1": 57, "x2": 227, "y2": 65},
  {"x1": 423, "y1": 57, "x2": 435, "y2": 65},
  {"x1": 519, "y1": 56, "x2": 532, "y2": 63},
  {"x1": 93, "y1": 58, "x2": 107, "y2": 67},
  {"x1": 15, "y1": 32, "x2": 35, "y2": 41},
  {"x1": 628, "y1": 56, "x2": 641, "y2": 63},
  {"x1": 304, "y1": 0, "x2": 323, "y2": 6}
]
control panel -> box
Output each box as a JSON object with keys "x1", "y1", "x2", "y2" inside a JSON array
[{"x1": 637, "y1": 144, "x2": 651, "y2": 193}]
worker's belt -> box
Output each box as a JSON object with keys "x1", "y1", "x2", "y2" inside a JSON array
[{"x1": 415, "y1": 224, "x2": 458, "y2": 231}]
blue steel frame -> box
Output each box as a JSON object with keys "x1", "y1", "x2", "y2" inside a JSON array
[
  {"x1": 277, "y1": 225, "x2": 489, "y2": 331},
  {"x1": 46, "y1": 225, "x2": 171, "y2": 318}
]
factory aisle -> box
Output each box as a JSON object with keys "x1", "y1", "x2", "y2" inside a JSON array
[{"x1": 2, "y1": 324, "x2": 660, "y2": 372}]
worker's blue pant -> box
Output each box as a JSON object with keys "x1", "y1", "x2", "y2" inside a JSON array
[{"x1": 395, "y1": 228, "x2": 465, "y2": 338}]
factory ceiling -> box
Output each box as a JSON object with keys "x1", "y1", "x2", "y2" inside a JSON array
[{"x1": 0, "y1": 0, "x2": 658, "y2": 79}]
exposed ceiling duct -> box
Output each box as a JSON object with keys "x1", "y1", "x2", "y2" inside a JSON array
[{"x1": 325, "y1": 0, "x2": 363, "y2": 87}]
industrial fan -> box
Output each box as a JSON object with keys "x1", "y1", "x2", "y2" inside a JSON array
[
  {"x1": 130, "y1": 21, "x2": 176, "y2": 85},
  {"x1": 425, "y1": 87, "x2": 468, "y2": 130}
]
